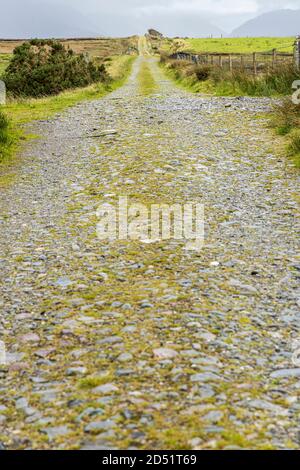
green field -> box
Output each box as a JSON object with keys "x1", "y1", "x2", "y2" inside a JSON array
[{"x1": 177, "y1": 37, "x2": 294, "y2": 54}]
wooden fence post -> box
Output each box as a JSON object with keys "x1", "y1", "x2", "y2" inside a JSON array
[
  {"x1": 229, "y1": 54, "x2": 232, "y2": 72},
  {"x1": 219, "y1": 55, "x2": 223, "y2": 68},
  {"x1": 240, "y1": 55, "x2": 244, "y2": 70},
  {"x1": 294, "y1": 36, "x2": 300, "y2": 69},
  {"x1": 253, "y1": 52, "x2": 257, "y2": 76},
  {"x1": 272, "y1": 49, "x2": 277, "y2": 69}
]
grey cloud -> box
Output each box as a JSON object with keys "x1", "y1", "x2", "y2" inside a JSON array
[{"x1": 1, "y1": 0, "x2": 300, "y2": 37}]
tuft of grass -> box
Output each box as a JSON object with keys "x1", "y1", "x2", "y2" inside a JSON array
[
  {"x1": 287, "y1": 130, "x2": 300, "y2": 168},
  {"x1": 78, "y1": 374, "x2": 112, "y2": 390},
  {"x1": 0, "y1": 111, "x2": 9, "y2": 144},
  {"x1": 138, "y1": 61, "x2": 157, "y2": 95},
  {"x1": 272, "y1": 98, "x2": 300, "y2": 134},
  {"x1": 0, "y1": 111, "x2": 19, "y2": 162},
  {"x1": 272, "y1": 98, "x2": 300, "y2": 168}
]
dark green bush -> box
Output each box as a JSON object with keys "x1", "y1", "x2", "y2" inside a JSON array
[{"x1": 3, "y1": 39, "x2": 109, "y2": 97}]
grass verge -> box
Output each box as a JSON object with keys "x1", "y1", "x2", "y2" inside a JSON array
[
  {"x1": 272, "y1": 99, "x2": 300, "y2": 168},
  {"x1": 160, "y1": 56, "x2": 300, "y2": 97},
  {"x1": 138, "y1": 61, "x2": 157, "y2": 95}
]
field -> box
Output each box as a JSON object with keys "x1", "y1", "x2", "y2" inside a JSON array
[
  {"x1": 0, "y1": 37, "x2": 139, "y2": 81},
  {"x1": 161, "y1": 37, "x2": 294, "y2": 55},
  {"x1": 0, "y1": 36, "x2": 139, "y2": 57}
]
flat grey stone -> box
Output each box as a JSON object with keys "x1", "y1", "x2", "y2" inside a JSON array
[
  {"x1": 191, "y1": 372, "x2": 221, "y2": 382},
  {"x1": 92, "y1": 383, "x2": 119, "y2": 395},
  {"x1": 270, "y1": 368, "x2": 300, "y2": 379},
  {"x1": 84, "y1": 420, "x2": 115, "y2": 433},
  {"x1": 41, "y1": 426, "x2": 70, "y2": 440}
]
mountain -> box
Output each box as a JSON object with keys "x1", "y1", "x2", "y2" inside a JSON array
[
  {"x1": 231, "y1": 9, "x2": 300, "y2": 37},
  {"x1": 0, "y1": 0, "x2": 102, "y2": 38}
]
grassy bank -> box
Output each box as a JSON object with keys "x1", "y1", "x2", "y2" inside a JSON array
[
  {"x1": 272, "y1": 99, "x2": 300, "y2": 168},
  {"x1": 160, "y1": 56, "x2": 300, "y2": 97},
  {"x1": 0, "y1": 111, "x2": 15, "y2": 161},
  {"x1": 0, "y1": 55, "x2": 136, "y2": 163}
]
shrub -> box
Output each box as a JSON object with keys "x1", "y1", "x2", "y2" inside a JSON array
[
  {"x1": 159, "y1": 53, "x2": 167, "y2": 64},
  {"x1": 288, "y1": 129, "x2": 300, "y2": 153},
  {"x1": 0, "y1": 111, "x2": 13, "y2": 161},
  {"x1": 288, "y1": 130, "x2": 300, "y2": 167},
  {"x1": 272, "y1": 98, "x2": 300, "y2": 135},
  {"x1": 272, "y1": 98, "x2": 300, "y2": 167},
  {"x1": 194, "y1": 64, "x2": 212, "y2": 81},
  {"x1": 3, "y1": 39, "x2": 109, "y2": 97}
]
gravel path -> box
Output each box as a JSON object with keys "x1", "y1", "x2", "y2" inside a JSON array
[{"x1": 0, "y1": 56, "x2": 299, "y2": 450}]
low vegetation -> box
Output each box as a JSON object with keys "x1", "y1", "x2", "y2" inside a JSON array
[
  {"x1": 138, "y1": 62, "x2": 157, "y2": 95},
  {"x1": 0, "y1": 37, "x2": 139, "y2": 58},
  {"x1": 0, "y1": 53, "x2": 11, "y2": 75},
  {"x1": 272, "y1": 99, "x2": 300, "y2": 167},
  {"x1": 160, "y1": 54, "x2": 300, "y2": 97},
  {"x1": 3, "y1": 39, "x2": 109, "y2": 97},
  {"x1": 0, "y1": 111, "x2": 17, "y2": 162},
  {"x1": 0, "y1": 111, "x2": 9, "y2": 146}
]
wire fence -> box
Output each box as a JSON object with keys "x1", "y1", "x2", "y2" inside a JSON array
[{"x1": 169, "y1": 50, "x2": 295, "y2": 75}]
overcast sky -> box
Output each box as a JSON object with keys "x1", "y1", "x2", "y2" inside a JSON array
[
  {"x1": 1, "y1": 0, "x2": 300, "y2": 37},
  {"x1": 64, "y1": 0, "x2": 300, "y2": 32}
]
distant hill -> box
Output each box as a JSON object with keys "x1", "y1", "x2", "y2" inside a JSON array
[
  {"x1": 231, "y1": 9, "x2": 300, "y2": 37},
  {"x1": 0, "y1": 0, "x2": 102, "y2": 38}
]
